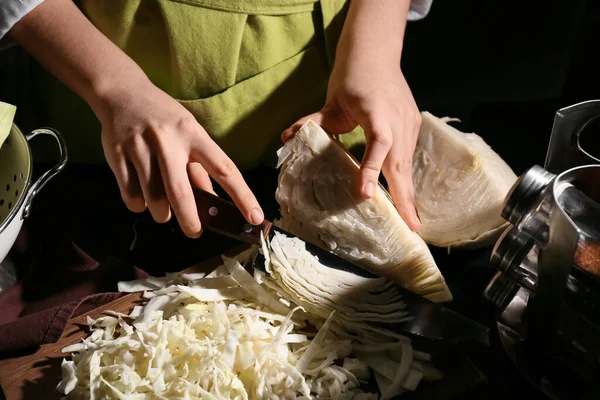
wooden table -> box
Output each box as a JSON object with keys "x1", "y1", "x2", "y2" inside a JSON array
[{"x1": 0, "y1": 251, "x2": 487, "y2": 400}]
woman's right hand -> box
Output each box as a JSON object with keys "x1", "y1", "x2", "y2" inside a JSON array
[
  {"x1": 95, "y1": 79, "x2": 264, "y2": 238},
  {"x1": 9, "y1": 0, "x2": 263, "y2": 239}
]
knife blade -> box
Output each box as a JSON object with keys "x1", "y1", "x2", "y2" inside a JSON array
[{"x1": 192, "y1": 187, "x2": 489, "y2": 345}]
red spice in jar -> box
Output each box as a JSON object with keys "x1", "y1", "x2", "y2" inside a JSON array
[{"x1": 575, "y1": 240, "x2": 600, "y2": 277}]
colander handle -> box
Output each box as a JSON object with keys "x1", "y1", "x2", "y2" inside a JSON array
[{"x1": 22, "y1": 128, "x2": 68, "y2": 219}]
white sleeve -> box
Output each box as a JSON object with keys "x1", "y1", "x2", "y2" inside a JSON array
[
  {"x1": 408, "y1": 0, "x2": 434, "y2": 21},
  {"x1": 0, "y1": 0, "x2": 44, "y2": 48},
  {"x1": 0, "y1": 0, "x2": 431, "y2": 38}
]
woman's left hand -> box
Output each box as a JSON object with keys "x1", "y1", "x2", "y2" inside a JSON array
[
  {"x1": 282, "y1": 0, "x2": 421, "y2": 231},
  {"x1": 283, "y1": 61, "x2": 422, "y2": 231}
]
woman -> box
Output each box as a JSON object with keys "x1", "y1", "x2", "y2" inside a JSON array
[{"x1": 2, "y1": 0, "x2": 430, "y2": 239}]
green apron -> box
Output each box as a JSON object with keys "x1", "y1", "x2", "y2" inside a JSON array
[{"x1": 31, "y1": 0, "x2": 367, "y2": 169}]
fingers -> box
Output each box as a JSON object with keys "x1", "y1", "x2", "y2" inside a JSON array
[
  {"x1": 284, "y1": 103, "x2": 392, "y2": 200},
  {"x1": 382, "y1": 115, "x2": 421, "y2": 232},
  {"x1": 103, "y1": 140, "x2": 146, "y2": 213},
  {"x1": 284, "y1": 105, "x2": 392, "y2": 207},
  {"x1": 156, "y1": 150, "x2": 202, "y2": 239},
  {"x1": 280, "y1": 98, "x2": 421, "y2": 231},
  {"x1": 384, "y1": 161, "x2": 420, "y2": 232},
  {"x1": 190, "y1": 134, "x2": 264, "y2": 226},
  {"x1": 281, "y1": 104, "x2": 354, "y2": 142},
  {"x1": 358, "y1": 115, "x2": 393, "y2": 199},
  {"x1": 107, "y1": 118, "x2": 263, "y2": 238},
  {"x1": 281, "y1": 114, "x2": 314, "y2": 142},
  {"x1": 127, "y1": 138, "x2": 171, "y2": 224},
  {"x1": 188, "y1": 162, "x2": 215, "y2": 195}
]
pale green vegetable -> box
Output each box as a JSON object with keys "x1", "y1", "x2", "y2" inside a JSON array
[
  {"x1": 275, "y1": 120, "x2": 452, "y2": 303},
  {"x1": 296, "y1": 311, "x2": 336, "y2": 374},
  {"x1": 0, "y1": 101, "x2": 16, "y2": 150},
  {"x1": 56, "y1": 360, "x2": 78, "y2": 394},
  {"x1": 259, "y1": 231, "x2": 412, "y2": 335},
  {"x1": 412, "y1": 112, "x2": 517, "y2": 249},
  {"x1": 222, "y1": 254, "x2": 292, "y2": 317},
  {"x1": 117, "y1": 273, "x2": 177, "y2": 292},
  {"x1": 57, "y1": 266, "x2": 382, "y2": 399},
  {"x1": 58, "y1": 238, "x2": 443, "y2": 399}
]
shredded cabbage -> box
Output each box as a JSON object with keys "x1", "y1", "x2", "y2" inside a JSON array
[
  {"x1": 262, "y1": 232, "x2": 411, "y2": 325},
  {"x1": 58, "y1": 240, "x2": 442, "y2": 399}
]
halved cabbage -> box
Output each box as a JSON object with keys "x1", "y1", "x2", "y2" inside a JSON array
[
  {"x1": 412, "y1": 112, "x2": 517, "y2": 248},
  {"x1": 276, "y1": 120, "x2": 452, "y2": 303}
]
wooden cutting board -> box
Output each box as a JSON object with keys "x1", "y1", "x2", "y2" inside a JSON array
[{"x1": 0, "y1": 250, "x2": 487, "y2": 399}]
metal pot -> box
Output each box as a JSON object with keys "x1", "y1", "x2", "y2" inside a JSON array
[
  {"x1": 0, "y1": 124, "x2": 67, "y2": 264},
  {"x1": 483, "y1": 100, "x2": 600, "y2": 399}
]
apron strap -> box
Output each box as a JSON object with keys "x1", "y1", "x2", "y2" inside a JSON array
[{"x1": 166, "y1": 0, "x2": 319, "y2": 15}]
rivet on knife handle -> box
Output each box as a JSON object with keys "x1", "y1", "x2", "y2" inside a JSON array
[{"x1": 192, "y1": 188, "x2": 271, "y2": 245}]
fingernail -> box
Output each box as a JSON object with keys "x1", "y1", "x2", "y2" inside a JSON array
[
  {"x1": 363, "y1": 182, "x2": 375, "y2": 198},
  {"x1": 250, "y1": 208, "x2": 264, "y2": 225}
]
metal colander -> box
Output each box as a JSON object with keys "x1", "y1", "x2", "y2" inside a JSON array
[
  {"x1": 0, "y1": 124, "x2": 67, "y2": 263},
  {"x1": 0, "y1": 125, "x2": 31, "y2": 227}
]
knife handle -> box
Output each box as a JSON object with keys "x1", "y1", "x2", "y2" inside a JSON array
[{"x1": 192, "y1": 188, "x2": 270, "y2": 245}]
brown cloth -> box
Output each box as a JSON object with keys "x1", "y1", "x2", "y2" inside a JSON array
[{"x1": 0, "y1": 239, "x2": 148, "y2": 355}]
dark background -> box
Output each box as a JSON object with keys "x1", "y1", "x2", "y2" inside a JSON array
[
  {"x1": 1, "y1": 0, "x2": 599, "y2": 399},
  {"x1": 401, "y1": 0, "x2": 600, "y2": 175}
]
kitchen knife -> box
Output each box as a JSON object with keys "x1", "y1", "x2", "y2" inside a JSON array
[{"x1": 193, "y1": 187, "x2": 490, "y2": 345}]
